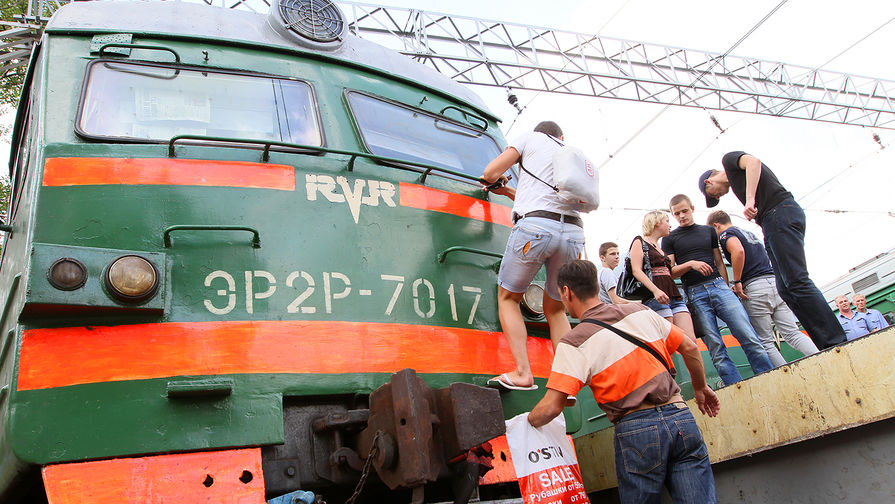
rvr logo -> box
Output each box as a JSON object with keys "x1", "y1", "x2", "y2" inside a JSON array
[{"x1": 305, "y1": 174, "x2": 397, "y2": 223}]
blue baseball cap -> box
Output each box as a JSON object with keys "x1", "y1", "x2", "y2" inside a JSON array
[{"x1": 698, "y1": 170, "x2": 720, "y2": 208}]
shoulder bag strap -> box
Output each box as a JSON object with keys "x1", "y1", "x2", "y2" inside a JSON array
[
  {"x1": 518, "y1": 160, "x2": 559, "y2": 192},
  {"x1": 640, "y1": 237, "x2": 652, "y2": 277},
  {"x1": 580, "y1": 317, "x2": 676, "y2": 377},
  {"x1": 516, "y1": 132, "x2": 562, "y2": 192},
  {"x1": 630, "y1": 236, "x2": 652, "y2": 278}
]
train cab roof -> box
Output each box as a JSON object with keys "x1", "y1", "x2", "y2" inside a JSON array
[{"x1": 44, "y1": 0, "x2": 498, "y2": 122}]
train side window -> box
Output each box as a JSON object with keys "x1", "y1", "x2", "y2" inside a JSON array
[
  {"x1": 76, "y1": 61, "x2": 323, "y2": 146},
  {"x1": 345, "y1": 91, "x2": 503, "y2": 183}
]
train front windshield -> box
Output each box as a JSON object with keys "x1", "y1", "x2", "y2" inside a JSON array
[
  {"x1": 347, "y1": 91, "x2": 504, "y2": 182},
  {"x1": 76, "y1": 61, "x2": 323, "y2": 145}
]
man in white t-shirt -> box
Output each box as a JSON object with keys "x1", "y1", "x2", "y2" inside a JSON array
[
  {"x1": 481, "y1": 121, "x2": 585, "y2": 390},
  {"x1": 598, "y1": 241, "x2": 630, "y2": 305}
]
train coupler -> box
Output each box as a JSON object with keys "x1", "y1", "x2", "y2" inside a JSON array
[{"x1": 356, "y1": 368, "x2": 505, "y2": 501}]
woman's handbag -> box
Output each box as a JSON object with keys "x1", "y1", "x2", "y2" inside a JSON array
[{"x1": 616, "y1": 237, "x2": 653, "y2": 300}]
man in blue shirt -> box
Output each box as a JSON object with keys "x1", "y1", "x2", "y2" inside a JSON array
[
  {"x1": 852, "y1": 293, "x2": 889, "y2": 332},
  {"x1": 834, "y1": 295, "x2": 871, "y2": 340},
  {"x1": 663, "y1": 194, "x2": 771, "y2": 386},
  {"x1": 707, "y1": 210, "x2": 818, "y2": 367}
]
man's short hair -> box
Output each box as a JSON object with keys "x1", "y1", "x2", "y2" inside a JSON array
[
  {"x1": 598, "y1": 242, "x2": 618, "y2": 257},
  {"x1": 557, "y1": 260, "x2": 600, "y2": 300},
  {"x1": 533, "y1": 121, "x2": 563, "y2": 138},
  {"x1": 642, "y1": 210, "x2": 668, "y2": 236},
  {"x1": 669, "y1": 194, "x2": 692, "y2": 208},
  {"x1": 706, "y1": 210, "x2": 731, "y2": 226}
]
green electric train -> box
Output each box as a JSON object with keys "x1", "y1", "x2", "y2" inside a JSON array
[
  {"x1": 5, "y1": 0, "x2": 876, "y2": 502},
  {"x1": 0, "y1": 0, "x2": 563, "y2": 502}
]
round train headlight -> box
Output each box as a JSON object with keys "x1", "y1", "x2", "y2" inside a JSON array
[
  {"x1": 104, "y1": 255, "x2": 159, "y2": 303},
  {"x1": 521, "y1": 283, "x2": 545, "y2": 317},
  {"x1": 47, "y1": 258, "x2": 88, "y2": 291}
]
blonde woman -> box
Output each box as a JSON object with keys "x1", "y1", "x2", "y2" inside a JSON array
[{"x1": 629, "y1": 211, "x2": 698, "y2": 343}]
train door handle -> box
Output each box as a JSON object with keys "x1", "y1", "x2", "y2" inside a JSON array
[{"x1": 163, "y1": 225, "x2": 261, "y2": 248}]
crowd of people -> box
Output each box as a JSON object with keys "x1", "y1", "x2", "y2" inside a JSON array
[{"x1": 480, "y1": 120, "x2": 889, "y2": 502}]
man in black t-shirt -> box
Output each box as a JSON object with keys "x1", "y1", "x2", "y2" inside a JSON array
[
  {"x1": 663, "y1": 194, "x2": 771, "y2": 386},
  {"x1": 699, "y1": 151, "x2": 846, "y2": 349}
]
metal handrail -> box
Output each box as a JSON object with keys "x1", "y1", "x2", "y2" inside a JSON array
[
  {"x1": 437, "y1": 246, "x2": 503, "y2": 264},
  {"x1": 99, "y1": 43, "x2": 181, "y2": 63},
  {"x1": 166, "y1": 135, "x2": 486, "y2": 185},
  {"x1": 163, "y1": 225, "x2": 261, "y2": 248},
  {"x1": 439, "y1": 105, "x2": 488, "y2": 131}
]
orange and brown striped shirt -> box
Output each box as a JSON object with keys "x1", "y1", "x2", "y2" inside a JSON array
[{"x1": 546, "y1": 303, "x2": 685, "y2": 423}]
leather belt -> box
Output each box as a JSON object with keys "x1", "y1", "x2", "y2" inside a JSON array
[{"x1": 512, "y1": 210, "x2": 583, "y2": 228}]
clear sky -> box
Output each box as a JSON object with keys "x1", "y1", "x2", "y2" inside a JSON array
[{"x1": 2, "y1": 0, "x2": 893, "y2": 290}]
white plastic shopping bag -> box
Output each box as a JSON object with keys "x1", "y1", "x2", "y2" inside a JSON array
[{"x1": 505, "y1": 413, "x2": 590, "y2": 504}]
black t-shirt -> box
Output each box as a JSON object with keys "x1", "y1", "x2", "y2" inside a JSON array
[
  {"x1": 661, "y1": 224, "x2": 721, "y2": 288},
  {"x1": 721, "y1": 151, "x2": 793, "y2": 226},
  {"x1": 718, "y1": 226, "x2": 774, "y2": 283}
]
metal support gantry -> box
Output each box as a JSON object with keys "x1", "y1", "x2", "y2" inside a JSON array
[
  {"x1": 340, "y1": 2, "x2": 895, "y2": 130},
  {"x1": 3, "y1": 0, "x2": 895, "y2": 130}
]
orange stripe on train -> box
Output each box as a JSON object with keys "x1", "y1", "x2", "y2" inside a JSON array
[
  {"x1": 399, "y1": 182, "x2": 513, "y2": 227},
  {"x1": 43, "y1": 448, "x2": 266, "y2": 504},
  {"x1": 18, "y1": 320, "x2": 554, "y2": 391},
  {"x1": 42, "y1": 157, "x2": 295, "y2": 190}
]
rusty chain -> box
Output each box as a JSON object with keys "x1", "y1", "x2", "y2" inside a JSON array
[{"x1": 344, "y1": 430, "x2": 383, "y2": 504}]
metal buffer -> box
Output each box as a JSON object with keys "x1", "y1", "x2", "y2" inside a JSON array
[{"x1": 356, "y1": 369, "x2": 505, "y2": 503}]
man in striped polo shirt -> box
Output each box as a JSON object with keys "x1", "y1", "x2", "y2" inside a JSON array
[{"x1": 529, "y1": 260, "x2": 721, "y2": 503}]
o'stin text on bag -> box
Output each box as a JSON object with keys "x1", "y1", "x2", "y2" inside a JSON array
[{"x1": 527, "y1": 445, "x2": 564, "y2": 463}]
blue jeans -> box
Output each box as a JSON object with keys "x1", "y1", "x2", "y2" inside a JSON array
[
  {"x1": 614, "y1": 403, "x2": 717, "y2": 503},
  {"x1": 761, "y1": 199, "x2": 847, "y2": 349},
  {"x1": 687, "y1": 278, "x2": 772, "y2": 385}
]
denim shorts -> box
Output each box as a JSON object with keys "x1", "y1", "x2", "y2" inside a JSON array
[
  {"x1": 643, "y1": 297, "x2": 688, "y2": 319},
  {"x1": 497, "y1": 216, "x2": 585, "y2": 301}
]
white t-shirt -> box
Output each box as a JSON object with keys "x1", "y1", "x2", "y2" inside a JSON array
[
  {"x1": 509, "y1": 131, "x2": 579, "y2": 217},
  {"x1": 598, "y1": 267, "x2": 618, "y2": 304}
]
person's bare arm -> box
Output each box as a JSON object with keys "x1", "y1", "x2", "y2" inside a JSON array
[
  {"x1": 713, "y1": 248, "x2": 728, "y2": 283},
  {"x1": 669, "y1": 253, "x2": 713, "y2": 278},
  {"x1": 724, "y1": 236, "x2": 748, "y2": 299},
  {"x1": 485, "y1": 184, "x2": 516, "y2": 200},
  {"x1": 738, "y1": 154, "x2": 762, "y2": 221},
  {"x1": 607, "y1": 287, "x2": 630, "y2": 304},
  {"x1": 677, "y1": 335, "x2": 720, "y2": 417},
  {"x1": 630, "y1": 240, "x2": 668, "y2": 304},
  {"x1": 483, "y1": 147, "x2": 520, "y2": 183},
  {"x1": 528, "y1": 389, "x2": 568, "y2": 427}
]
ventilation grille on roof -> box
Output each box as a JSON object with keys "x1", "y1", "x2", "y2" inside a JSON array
[
  {"x1": 852, "y1": 272, "x2": 879, "y2": 293},
  {"x1": 279, "y1": 0, "x2": 345, "y2": 43}
]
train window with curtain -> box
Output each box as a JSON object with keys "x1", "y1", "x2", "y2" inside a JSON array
[
  {"x1": 76, "y1": 61, "x2": 322, "y2": 145},
  {"x1": 346, "y1": 91, "x2": 504, "y2": 183}
]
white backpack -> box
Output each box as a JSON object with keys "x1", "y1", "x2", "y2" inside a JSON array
[{"x1": 519, "y1": 135, "x2": 600, "y2": 213}]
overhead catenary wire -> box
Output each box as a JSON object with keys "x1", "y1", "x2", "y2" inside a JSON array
[
  {"x1": 605, "y1": 1, "x2": 791, "y2": 242},
  {"x1": 783, "y1": 13, "x2": 895, "y2": 206},
  {"x1": 596, "y1": 0, "x2": 791, "y2": 170},
  {"x1": 614, "y1": 8, "x2": 895, "y2": 243}
]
